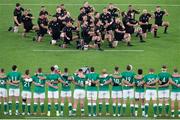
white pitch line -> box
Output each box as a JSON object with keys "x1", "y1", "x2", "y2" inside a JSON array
[
  {"x1": 32, "y1": 49, "x2": 144, "y2": 52},
  {"x1": 0, "y1": 3, "x2": 180, "y2": 7}
]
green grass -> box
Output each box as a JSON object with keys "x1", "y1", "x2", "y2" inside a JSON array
[{"x1": 0, "y1": 0, "x2": 180, "y2": 119}]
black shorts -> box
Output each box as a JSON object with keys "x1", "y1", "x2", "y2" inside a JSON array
[
  {"x1": 114, "y1": 32, "x2": 125, "y2": 41},
  {"x1": 37, "y1": 29, "x2": 47, "y2": 37},
  {"x1": 155, "y1": 21, "x2": 163, "y2": 26},
  {"x1": 14, "y1": 18, "x2": 22, "y2": 26},
  {"x1": 52, "y1": 32, "x2": 60, "y2": 40},
  {"x1": 24, "y1": 24, "x2": 33, "y2": 33},
  {"x1": 106, "y1": 24, "x2": 113, "y2": 31},
  {"x1": 125, "y1": 27, "x2": 134, "y2": 34},
  {"x1": 83, "y1": 36, "x2": 91, "y2": 45},
  {"x1": 140, "y1": 25, "x2": 148, "y2": 33}
]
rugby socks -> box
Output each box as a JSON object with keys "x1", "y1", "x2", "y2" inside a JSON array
[
  {"x1": 15, "y1": 101, "x2": 19, "y2": 113},
  {"x1": 68, "y1": 103, "x2": 72, "y2": 111},
  {"x1": 112, "y1": 103, "x2": 116, "y2": 115},
  {"x1": 93, "y1": 103, "x2": 96, "y2": 115},
  {"x1": 153, "y1": 104, "x2": 158, "y2": 116},
  {"x1": 60, "y1": 103, "x2": 64, "y2": 114},
  {"x1": 164, "y1": 26, "x2": 168, "y2": 33},
  {"x1": 4, "y1": 102, "x2": 7, "y2": 113},
  {"x1": 178, "y1": 110, "x2": 180, "y2": 116},
  {"x1": 88, "y1": 103, "x2": 92, "y2": 115},
  {"x1": 22, "y1": 102, "x2": 26, "y2": 113},
  {"x1": 81, "y1": 108, "x2": 85, "y2": 115},
  {"x1": 40, "y1": 103, "x2": 44, "y2": 113},
  {"x1": 72, "y1": 108, "x2": 76, "y2": 115},
  {"x1": 99, "y1": 103, "x2": 103, "y2": 113},
  {"x1": 118, "y1": 103, "x2": 122, "y2": 115},
  {"x1": 130, "y1": 104, "x2": 134, "y2": 115},
  {"x1": 165, "y1": 104, "x2": 169, "y2": 115},
  {"x1": 141, "y1": 105, "x2": 145, "y2": 116},
  {"x1": 27, "y1": 104, "x2": 31, "y2": 114},
  {"x1": 48, "y1": 103, "x2": 51, "y2": 112},
  {"x1": 55, "y1": 103, "x2": 59, "y2": 112},
  {"x1": 0, "y1": 102, "x2": 1, "y2": 110},
  {"x1": 122, "y1": 104, "x2": 126, "y2": 114},
  {"x1": 106, "y1": 103, "x2": 109, "y2": 113},
  {"x1": 135, "y1": 104, "x2": 138, "y2": 115},
  {"x1": 33, "y1": 103, "x2": 38, "y2": 112},
  {"x1": 8, "y1": 101, "x2": 12, "y2": 111},
  {"x1": 171, "y1": 109, "x2": 175, "y2": 117},
  {"x1": 158, "y1": 104, "x2": 163, "y2": 115},
  {"x1": 145, "y1": 103, "x2": 149, "y2": 116},
  {"x1": 154, "y1": 29, "x2": 158, "y2": 37}
]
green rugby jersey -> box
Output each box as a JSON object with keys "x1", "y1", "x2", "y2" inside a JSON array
[
  {"x1": 144, "y1": 73, "x2": 158, "y2": 90},
  {"x1": 111, "y1": 74, "x2": 122, "y2": 91},
  {"x1": 171, "y1": 74, "x2": 180, "y2": 92},
  {"x1": 158, "y1": 71, "x2": 171, "y2": 90},
  {"x1": 22, "y1": 77, "x2": 33, "y2": 91},
  {"x1": 73, "y1": 74, "x2": 86, "y2": 90},
  {"x1": 32, "y1": 73, "x2": 46, "y2": 93},
  {"x1": 121, "y1": 71, "x2": 135, "y2": 90},
  {"x1": 134, "y1": 75, "x2": 145, "y2": 92},
  {"x1": 0, "y1": 73, "x2": 7, "y2": 89},
  {"x1": 61, "y1": 73, "x2": 71, "y2": 91},
  {"x1": 99, "y1": 74, "x2": 110, "y2": 91},
  {"x1": 86, "y1": 72, "x2": 99, "y2": 91},
  {"x1": 46, "y1": 73, "x2": 60, "y2": 91},
  {"x1": 7, "y1": 71, "x2": 21, "y2": 89}
]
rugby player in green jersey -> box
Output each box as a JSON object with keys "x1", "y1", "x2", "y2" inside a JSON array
[
  {"x1": 46, "y1": 66, "x2": 61, "y2": 117},
  {"x1": 0, "y1": 68, "x2": 8, "y2": 115},
  {"x1": 111, "y1": 66, "x2": 122, "y2": 117},
  {"x1": 7, "y1": 65, "x2": 21, "y2": 115},
  {"x1": 21, "y1": 69, "x2": 33, "y2": 115},
  {"x1": 158, "y1": 65, "x2": 171, "y2": 117},
  {"x1": 59, "y1": 68, "x2": 73, "y2": 116},
  {"x1": 134, "y1": 69, "x2": 145, "y2": 117},
  {"x1": 121, "y1": 65, "x2": 135, "y2": 116},
  {"x1": 98, "y1": 69, "x2": 111, "y2": 116},
  {"x1": 169, "y1": 68, "x2": 180, "y2": 118},
  {"x1": 72, "y1": 69, "x2": 86, "y2": 116},
  {"x1": 86, "y1": 67, "x2": 99, "y2": 117},
  {"x1": 144, "y1": 68, "x2": 159, "y2": 118},
  {"x1": 32, "y1": 68, "x2": 46, "y2": 115}
]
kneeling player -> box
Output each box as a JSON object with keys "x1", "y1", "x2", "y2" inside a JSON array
[
  {"x1": 46, "y1": 66, "x2": 60, "y2": 116},
  {"x1": 170, "y1": 68, "x2": 180, "y2": 117},
  {"x1": 111, "y1": 66, "x2": 122, "y2": 117},
  {"x1": 98, "y1": 69, "x2": 111, "y2": 116},
  {"x1": 86, "y1": 67, "x2": 99, "y2": 116},
  {"x1": 144, "y1": 68, "x2": 158, "y2": 118},
  {"x1": 7, "y1": 65, "x2": 21, "y2": 115},
  {"x1": 32, "y1": 68, "x2": 46, "y2": 115},
  {"x1": 121, "y1": 65, "x2": 135, "y2": 116},
  {"x1": 0, "y1": 68, "x2": 8, "y2": 115},
  {"x1": 134, "y1": 69, "x2": 145, "y2": 117},
  {"x1": 21, "y1": 70, "x2": 33, "y2": 115},
  {"x1": 72, "y1": 69, "x2": 86, "y2": 116},
  {"x1": 60, "y1": 68, "x2": 73, "y2": 116}
]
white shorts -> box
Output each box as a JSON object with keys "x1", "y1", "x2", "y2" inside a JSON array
[
  {"x1": 123, "y1": 89, "x2": 134, "y2": 99},
  {"x1": 158, "y1": 90, "x2": 169, "y2": 99},
  {"x1": 135, "y1": 92, "x2": 145, "y2": 99},
  {"x1": 61, "y1": 91, "x2": 72, "y2": 98},
  {"x1": 145, "y1": 89, "x2": 157, "y2": 101},
  {"x1": 0, "y1": 88, "x2": 7, "y2": 97},
  {"x1": 22, "y1": 91, "x2": 32, "y2": 99},
  {"x1": 171, "y1": 92, "x2": 180, "y2": 101},
  {"x1": 48, "y1": 91, "x2": 59, "y2": 99},
  {"x1": 73, "y1": 89, "x2": 85, "y2": 99},
  {"x1": 87, "y1": 91, "x2": 97, "y2": 100},
  {"x1": 99, "y1": 91, "x2": 110, "y2": 99},
  {"x1": 34, "y1": 92, "x2": 45, "y2": 99},
  {"x1": 9, "y1": 88, "x2": 20, "y2": 97},
  {"x1": 111, "y1": 91, "x2": 122, "y2": 99}
]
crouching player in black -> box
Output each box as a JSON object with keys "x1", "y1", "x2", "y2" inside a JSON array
[
  {"x1": 154, "y1": 6, "x2": 169, "y2": 34},
  {"x1": 113, "y1": 18, "x2": 132, "y2": 47},
  {"x1": 48, "y1": 15, "x2": 61, "y2": 45},
  {"x1": 8, "y1": 3, "x2": 24, "y2": 32},
  {"x1": 60, "y1": 21, "x2": 79, "y2": 48},
  {"x1": 33, "y1": 14, "x2": 48, "y2": 42},
  {"x1": 21, "y1": 9, "x2": 39, "y2": 37}
]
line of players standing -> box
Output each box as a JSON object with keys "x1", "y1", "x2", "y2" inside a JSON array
[{"x1": 9, "y1": 2, "x2": 169, "y2": 50}]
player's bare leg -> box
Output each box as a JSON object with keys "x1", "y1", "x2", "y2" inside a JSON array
[{"x1": 162, "y1": 21, "x2": 169, "y2": 34}]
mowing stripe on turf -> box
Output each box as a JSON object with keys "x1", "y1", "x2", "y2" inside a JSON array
[
  {"x1": 32, "y1": 49, "x2": 144, "y2": 52},
  {"x1": 0, "y1": 3, "x2": 180, "y2": 7}
]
